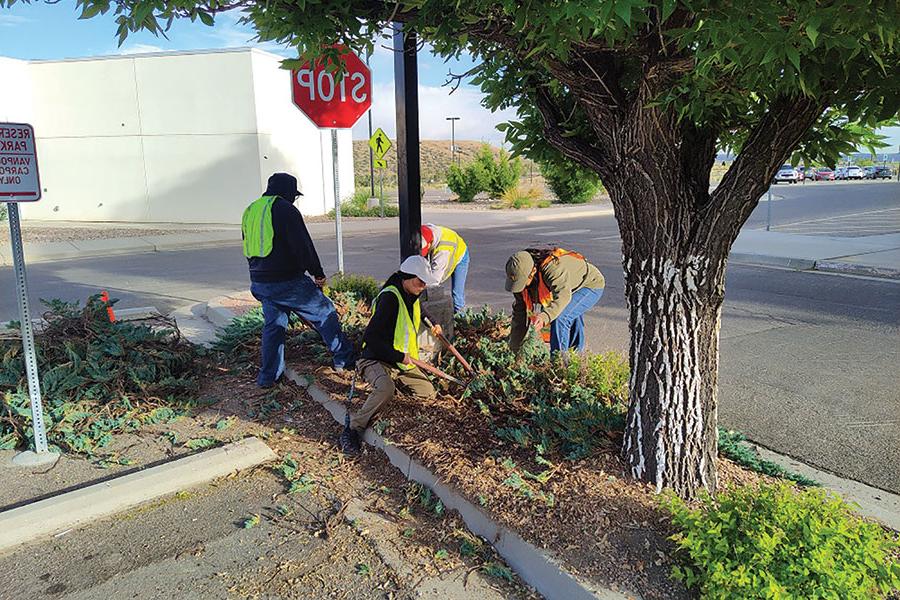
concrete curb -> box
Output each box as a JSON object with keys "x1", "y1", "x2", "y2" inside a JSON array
[
  {"x1": 0, "y1": 437, "x2": 276, "y2": 553},
  {"x1": 284, "y1": 368, "x2": 631, "y2": 600},
  {"x1": 813, "y1": 260, "x2": 900, "y2": 280},
  {"x1": 729, "y1": 252, "x2": 817, "y2": 270}
]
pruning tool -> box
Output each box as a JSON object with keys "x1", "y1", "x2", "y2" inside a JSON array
[{"x1": 422, "y1": 315, "x2": 475, "y2": 375}]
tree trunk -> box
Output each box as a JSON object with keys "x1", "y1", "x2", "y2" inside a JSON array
[{"x1": 620, "y1": 251, "x2": 727, "y2": 499}]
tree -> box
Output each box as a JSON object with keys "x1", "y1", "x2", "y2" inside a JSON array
[
  {"x1": 19, "y1": 0, "x2": 899, "y2": 499},
  {"x1": 473, "y1": 145, "x2": 522, "y2": 198},
  {"x1": 540, "y1": 158, "x2": 603, "y2": 204}
]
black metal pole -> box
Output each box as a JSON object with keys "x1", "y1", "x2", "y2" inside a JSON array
[{"x1": 394, "y1": 23, "x2": 421, "y2": 261}]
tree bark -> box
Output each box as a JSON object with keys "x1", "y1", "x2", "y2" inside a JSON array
[{"x1": 620, "y1": 251, "x2": 726, "y2": 499}]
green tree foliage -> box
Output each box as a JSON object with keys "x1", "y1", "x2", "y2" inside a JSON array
[
  {"x1": 664, "y1": 484, "x2": 900, "y2": 598},
  {"x1": 540, "y1": 158, "x2": 603, "y2": 204},
  {"x1": 446, "y1": 162, "x2": 487, "y2": 203}
]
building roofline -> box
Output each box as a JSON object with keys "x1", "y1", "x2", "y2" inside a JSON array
[{"x1": 19, "y1": 46, "x2": 288, "y2": 65}]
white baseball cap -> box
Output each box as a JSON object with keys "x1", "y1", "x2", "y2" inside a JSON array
[{"x1": 399, "y1": 255, "x2": 440, "y2": 286}]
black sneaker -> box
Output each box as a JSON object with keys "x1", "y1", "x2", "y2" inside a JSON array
[{"x1": 339, "y1": 427, "x2": 361, "y2": 455}]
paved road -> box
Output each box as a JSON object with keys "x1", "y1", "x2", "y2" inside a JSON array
[
  {"x1": 2, "y1": 192, "x2": 898, "y2": 494},
  {"x1": 746, "y1": 180, "x2": 899, "y2": 236}
]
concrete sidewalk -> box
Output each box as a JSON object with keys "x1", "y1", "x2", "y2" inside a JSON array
[{"x1": 731, "y1": 230, "x2": 900, "y2": 279}]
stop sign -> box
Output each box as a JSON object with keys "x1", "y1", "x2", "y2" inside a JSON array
[{"x1": 291, "y1": 46, "x2": 371, "y2": 129}]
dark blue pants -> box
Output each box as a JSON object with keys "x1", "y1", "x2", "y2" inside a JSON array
[
  {"x1": 549, "y1": 287, "x2": 604, "y2": 353},
  {"x1": 451, "y1": 249, "x2": 470, "y2": 313},
  {"x1": 250, "y1": 276, "x2": 355, "y2": 386}
]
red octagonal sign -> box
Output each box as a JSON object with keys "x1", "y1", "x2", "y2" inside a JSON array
[{"x1": 291, "y1": 46, "x2": 371, "y2": 129}]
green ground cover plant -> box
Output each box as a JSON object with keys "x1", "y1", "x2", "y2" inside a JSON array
[
  {"x1": 0, "y1": 295, "x2": 204, "y2": 457},
  {"x1": 665, "y1": 483, "x2": 900, "y2": 599}
]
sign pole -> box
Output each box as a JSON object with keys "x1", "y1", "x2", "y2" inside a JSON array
[
  {"x1": 380, "y1": 168, "x2": 385, "y2": 217},
  {"x1": 7, "y1": 203, "x2": 50, "y2": 457},
  {"x1": 331, "y1": 128, "x2": 344, "y2": 274}
]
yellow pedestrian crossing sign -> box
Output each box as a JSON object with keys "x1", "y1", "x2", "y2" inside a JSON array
[
  {"x1": 369, "y1": 128, "x2": 392, "y2": 159},
  {"x1": 374, "y1": 158, "x2": 387, "y2": 169}
]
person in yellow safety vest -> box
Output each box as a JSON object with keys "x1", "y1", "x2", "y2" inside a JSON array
[
  {"x1": 242, "y1": 173, "x2": 355, "y2": 388},
  {"x1": 420, "y1": 224, "x2": 469, "y2": 313},
  {"x1": 505, "y1": 248, "x2": 605, "y2": 354},
  {"x1": 340, "y1": 255, "x2": 442, "y2": 454}
]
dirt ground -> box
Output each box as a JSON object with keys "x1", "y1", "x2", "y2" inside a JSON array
[{"x1": 0, "y1": 367, "x2": 536, "y2": 600}]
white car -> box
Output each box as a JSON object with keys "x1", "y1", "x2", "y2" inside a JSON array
[
  {"x1": 773, "y1": 165, "x2": 800, "y2": 184},
  {"x1": 845, "y1": 166, "x2": 865, "y2": 180}
]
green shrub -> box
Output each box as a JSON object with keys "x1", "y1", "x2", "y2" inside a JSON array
[
  {"x1": 326, "y1": 273, "x2": 380, "y2": 305},
  {"x1": 665, "y1": 483, "x2": 900, "y2": 599},
  {"x1": 0, "y1": 204, "x2": 7, "y2": 222},
  {"x1": 474, "y1": 145, "x2": 522, "y2": 198},
  {"x1": 540, "y1": 158, "x2": 603, "y2": 204},
  {"x1": 329, "y1": 189, "x2": 398, "y2": 218},
  {"x1": 447, "y1": 162, "x2": 487, "y2": 203}
]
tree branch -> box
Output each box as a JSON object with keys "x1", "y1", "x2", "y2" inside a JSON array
[{"x1": 534, "y1": 86, "x2": 610, "y2": 177}]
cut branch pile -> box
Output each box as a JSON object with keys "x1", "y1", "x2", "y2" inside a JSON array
[{"x1": 0, "y1": 295, "x2": 204, "y2": 456}]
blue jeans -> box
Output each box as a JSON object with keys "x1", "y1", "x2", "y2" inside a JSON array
[
  {"x1": 451, "y1": 249, "x2": 470, "y2": 313},
  {"x1": 550, "y1": 287, "x2": 604, "y2": 353},
  {"x1": 250, "y1": 276, "x2": 355, "y2": 386}
]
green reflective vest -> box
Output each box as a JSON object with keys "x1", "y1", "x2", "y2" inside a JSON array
[
  {"x1": 241, "y1": 195, "x2": 277, "y2": 258},
  {"x1": 373, "y1": 285, "x2": 420, "y2": 371}
]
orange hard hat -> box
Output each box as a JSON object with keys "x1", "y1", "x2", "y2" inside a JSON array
[{"x1": 420, "y1": 225, "x2": 434, "y2": 256}]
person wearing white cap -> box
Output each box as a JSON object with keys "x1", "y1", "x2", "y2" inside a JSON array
[{"x1": 341, "y1": 255, "x2": 442, "y2": 453}]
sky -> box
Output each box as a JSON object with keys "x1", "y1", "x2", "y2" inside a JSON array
[
  {"x1": 0, "y1": 4, "x2": 516, "y2": 144},
  {"x1": 0, "y1": 4, "x2": 898, "y2": 150}
]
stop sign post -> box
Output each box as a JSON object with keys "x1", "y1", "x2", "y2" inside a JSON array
[{"x1": 291, "y1": 47, "x2": 372, "y2": 273}]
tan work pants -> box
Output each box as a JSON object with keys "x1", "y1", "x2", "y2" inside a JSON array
[{"x1": 350, "y1": 358, "x2": 435, "y2": 431}]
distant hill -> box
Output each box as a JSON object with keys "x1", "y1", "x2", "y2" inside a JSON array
[{"x1": 353, "y1": 139, "x2": 539, "y2": 189}]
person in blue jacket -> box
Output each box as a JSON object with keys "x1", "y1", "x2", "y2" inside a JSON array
[{"x1": 241, "y1": 173, "x2": 355, "y2": 387}]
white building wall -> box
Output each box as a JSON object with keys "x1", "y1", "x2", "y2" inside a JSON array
[
  {"x1": 1, "y1": 48, "x2": 352, "y2": 223},
  {"x1": 0, "y1": 57, "x2": 34, "y2": 123}
]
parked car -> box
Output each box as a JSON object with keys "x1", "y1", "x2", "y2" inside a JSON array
[
  {"x1": 845, "y1": 165, "x2": 865, "y2": 180},
  {"x1": 835, "y1": 167, "x2": 848, "y2": 180},
  {"x1": 814, "y1": 168, "x2": 835, "y2": 181},
  {"x1": 865, "y1": 166, "x2": 893, "y2": 179},
  {"x1": 803, "y1": 167, "x2": 817, "y2": 180},
  {"x1": 773, "y1": 165, "x2": 800, "y2": 184}
]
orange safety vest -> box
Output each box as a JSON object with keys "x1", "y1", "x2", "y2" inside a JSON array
[{"x1": 521, "y1": 248, "x2": 585, "y2": 342}]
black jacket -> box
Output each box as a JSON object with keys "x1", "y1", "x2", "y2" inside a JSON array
[
  {"x1": 247, "y1": 175, "x2": 324, "y2": 283},
  {"x1": 361, "y1": 273, "x2": 419, "y2": 364}
]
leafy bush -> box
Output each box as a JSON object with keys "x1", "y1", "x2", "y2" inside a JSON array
[
  {"x1": 326, "y1": 273, "x2": 380, "y2": 305},
  {"x1": 0, "y1": 204, "x2": 7, "y2": 222},
  {"x1": 0, "y1": 296, "x2": 203, "y2": 455},
  {"x1": 328, "y1": 189, "x2": 398, "y2": 218},
  {"x1": 447, "y1": 161, "x2": 488, "y2": 203},
  {"x1": 665, "y1": 483, "x2": 900, "y2": 599},
  {"x1": 540, "y1": 158, "x2": 603, "y2": 204},
  {"x1": 474, "y1": 145, "x2": 522, "y2": 198}
]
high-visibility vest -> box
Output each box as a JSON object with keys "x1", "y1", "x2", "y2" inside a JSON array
[
  {"x1": 521, "y1": 248, "x2": 585, "y2": 342},
  {"x1": 428, "y1": 226, "x2": 467, "y2": 280},
  {"x1": 371, "y1": 285, "x2": 420, "y2": 370},
  {"x1": 241, "y1": 195, "x2": 277, "y2": 258}
]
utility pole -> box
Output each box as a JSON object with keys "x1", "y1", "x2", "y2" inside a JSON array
[
  {"x1": 446, "y1": 116, "x2": 460, "y2": 168},
  {"x1": 395, "y1": 24, "x2": 422, "y2": 260}
]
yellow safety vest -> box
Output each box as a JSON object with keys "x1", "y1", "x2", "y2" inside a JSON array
[
  {"x1": 430, "y1": 226, "x2": 467, "y2": 281},
  {"x1": 241, "y1": 196, "x2": 277, "y2": 258},
  {"x1": 373, "y1": 285, "x2": 420, "y2": 370}
]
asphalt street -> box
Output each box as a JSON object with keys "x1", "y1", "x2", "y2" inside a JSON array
[{"x1": 1, "y1": 182, "x2": 898, "y2": 493}]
